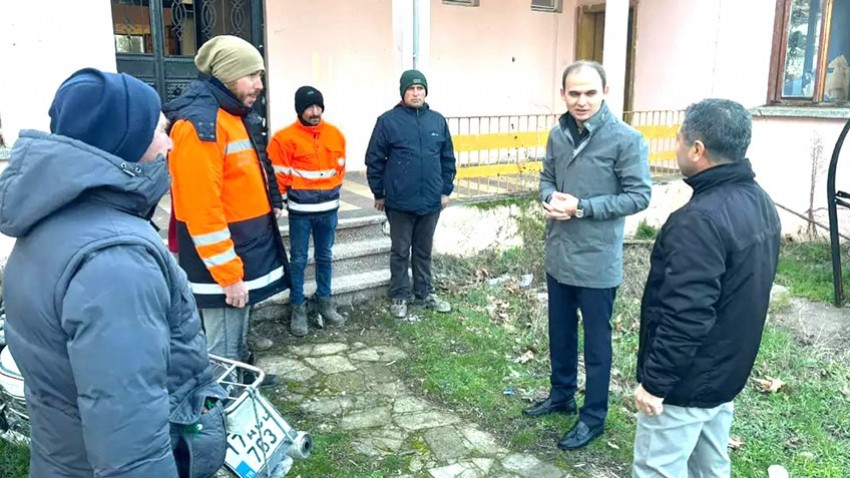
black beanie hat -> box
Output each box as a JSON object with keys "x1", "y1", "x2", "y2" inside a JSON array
[
  {"x1": 294, "y1": 86, "x2": 324, "y2": 116},
  {"x1": 49, "y1": 68, "x2": 161, "y2": 163},
  {"x1": 399, "y1": 69, "x2": 428, "y2": 98}
]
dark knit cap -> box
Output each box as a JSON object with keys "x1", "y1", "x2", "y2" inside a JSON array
[
  {"x1": 295, "y1": 86, "x2": 324, "y2": 115},
  {"x1": 49, "y1": 68, "x2": 160, "y2": 163},
  {"x1": 399, "y1": 69, "x2": 428, "y2": 98}
]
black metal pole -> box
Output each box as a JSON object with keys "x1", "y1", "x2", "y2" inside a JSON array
[{"x1": 826, "y1": 117, "x2": 850, "y2": 306}]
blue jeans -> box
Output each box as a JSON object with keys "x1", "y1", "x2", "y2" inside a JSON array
[{"x1": 289, "y1": 212, "x2": 338, "y2": 305}]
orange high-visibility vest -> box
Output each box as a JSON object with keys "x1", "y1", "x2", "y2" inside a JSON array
[
  {"x1": 170, "y1": 109, "x2": 285, "y2": 307},
  {"x1": 267, "y1": 120, "x2": 346, "y2": 214}
]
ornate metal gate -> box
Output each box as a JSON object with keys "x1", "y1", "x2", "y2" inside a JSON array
[{"x1": 111, "y1": 0, "x2": 264, "y2": 103}]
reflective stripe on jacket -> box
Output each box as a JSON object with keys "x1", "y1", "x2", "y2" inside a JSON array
[
  {"x1": 165, "y1": 80, "x2": 289, "y2": 308},
  {"x1": 267, "y1": 120, "x2": 346, "y2": 215}
]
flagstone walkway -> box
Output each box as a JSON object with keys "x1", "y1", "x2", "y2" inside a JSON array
[{"x1": 258, "y1": 340, "x2": 578, "y2": 478}]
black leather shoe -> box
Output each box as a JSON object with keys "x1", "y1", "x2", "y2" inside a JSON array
[
  {"x1": 557, "y1": 420, "x2": 604, "y2": 450},
  {"x1": 522, "y1": 397, "x2": 577, "y2": 417}
]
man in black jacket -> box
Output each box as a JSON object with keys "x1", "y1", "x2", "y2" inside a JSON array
[
  {"x1": 632, "y1": 99, "x2": 781, "y2": 477},
  {"x1": 365, "y1": 69, "x2": 457, "y2": 319}
]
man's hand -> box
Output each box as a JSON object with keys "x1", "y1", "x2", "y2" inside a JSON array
[
  {"x1": 273, "y1": 208, "x2": 285, "y2": 218},
  {"x1": 224, "y1": 281, "x2": 249, "y2": 308},
  {"x1": 441, "y1": 195, "x2": 450, "y2": 210},
  {"x1": 375, "y1": 199, "x2": 385, "y2": 211},
  {"x1": 543, "y1": 192, "x2": 580, "y2": 221},
  {"x1": 634, "y1": 384, "x2": 664, "y2": 416},
  {"x1": 551, "y1": 192, "x2": 579, "y2": 215},
  {"x1": 542, "y1": 200, "x2": 571, "y2": 221}
]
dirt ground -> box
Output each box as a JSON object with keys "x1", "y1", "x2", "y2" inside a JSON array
[{"x1": 769, "y1": 298, "x2": 850, "y2": 362}]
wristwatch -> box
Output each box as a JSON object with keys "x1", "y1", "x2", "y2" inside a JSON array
[{"x1": 575, "y1": 199, "x2": 586, "y2": 218}]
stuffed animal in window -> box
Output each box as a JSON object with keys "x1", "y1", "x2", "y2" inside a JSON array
[{"x1": 825, "y1": 55, "x2": 850, "y2": 103}]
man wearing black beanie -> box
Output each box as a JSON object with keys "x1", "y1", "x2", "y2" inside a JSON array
[
  {"x1": 365, "y1": 69, "x2": 457, "y2": 319},
  {"x1": 268, "y1": 86, "x2": 347, "y2": 336},
  {"x1": 0, "y1": 68, "x2": 228, "y2": 476}
]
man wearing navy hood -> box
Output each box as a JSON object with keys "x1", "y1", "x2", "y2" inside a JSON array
[
  {"x1": 365, "y1": 70, "x2": 457, "y2": 319},
  {"x1": 0, "y1": 68, "x2": 228, "y2": 476}
]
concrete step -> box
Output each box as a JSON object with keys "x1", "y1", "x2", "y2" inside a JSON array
[
  {"x1": 252, "y1": 269, "x2": 390, "y2": 321},
  {"x1": 299, "y1": 237, "x2": 391, "y2": 281},
  {"x1": 279, "y1": 214, "x2": 387, "y2": 245}
]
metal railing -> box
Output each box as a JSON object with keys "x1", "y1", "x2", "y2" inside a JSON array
[
  {"x1": 448, "y1": 114, "x2": 558, "y2": 199},
  {"x1": 448, "y1": 110, "x2": 684, "y2": 200}
]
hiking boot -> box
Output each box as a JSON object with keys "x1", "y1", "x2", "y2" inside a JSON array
[
  {"x1": 247, "y1": 330, "x2": 273, "y2": 351},
  {"x1": 318, "y1": 297, "x2": 346, "y2": 326},
  {"x1": 391, "y1": 298, "x2": 408, "y2": 319},
  {"x1": 290, "y1": 303, "x2": 308, "y2": 337},
  {"x1": 419, "y1": 293, "x2": 451, "y2": 313}
]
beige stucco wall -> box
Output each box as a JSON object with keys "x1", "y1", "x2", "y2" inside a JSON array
[
  {"x1": 429, "y1": 0, "x2": 575, "y2": 118},
  {"x1": 750, "y1": 116, "x2": 850, "y2": 238},
  {"x1": 0, "y1": 0, "x2": 117, "y2": 145},
  {"x1": 264, "y1": 0, "x2": 396, "y2": 173},
  {"x1": 264, "y1": 0, "x2": 576, "y2": 171},
  {"x1": 632, "y1": 0, "x2": 776, "y2": 111}
]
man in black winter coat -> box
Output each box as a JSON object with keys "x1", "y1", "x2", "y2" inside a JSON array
[
  {"x1": 365, "y1": 69, "x2": 457, "y2": 320},
  {"x1": 632, "y1": 99, "x2": 781, "y2": 477}
]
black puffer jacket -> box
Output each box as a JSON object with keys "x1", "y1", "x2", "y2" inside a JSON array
[{"x1": 637, "y1": 160, "x2": 781, "y2": 408}]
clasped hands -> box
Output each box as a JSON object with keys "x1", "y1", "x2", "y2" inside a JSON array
[{"x1": 542, "y1": 192, "x2": 579, "y2": 221}]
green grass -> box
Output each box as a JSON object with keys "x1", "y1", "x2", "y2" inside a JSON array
[
  {"x1": 0, "y1": 439, "x2": 29, "y2": 477},
  {"x1": 380, "y1": 217, "x2": 850, "y2": 476},
  {"x1": 632, "y1": 219, "x2": 659, "y2": 240},
  {"x1": 775, "y1": 241, "x2": 850, "y2": 303}
]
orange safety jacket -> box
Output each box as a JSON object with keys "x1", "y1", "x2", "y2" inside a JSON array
[
  {"x1": 267, "y1": 120, "x2": 346, "y2": 215},
  {"x1": 165, "y1": 80, "x2": 289, "y2": 308}
]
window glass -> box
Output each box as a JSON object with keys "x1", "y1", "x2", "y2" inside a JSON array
[{"x1": 782, "y1": 0, "x2": 824, "y2": 98}]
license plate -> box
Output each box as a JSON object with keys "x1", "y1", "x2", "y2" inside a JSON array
[{"x1": 224, "y1": 393, "x2": 288, "y2": 478}]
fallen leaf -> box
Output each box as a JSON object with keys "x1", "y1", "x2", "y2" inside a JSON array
[
  {"x1": 606, "y1": 441, "x2": 620, "y2": 450},
  {"x1": 728, "y1": 435, "x2": 745, "y2": 450},
  {"x1": 514, "y1": 350, "x2": 535, "y2": 364},
  {"x1": 755, "y1": 377, "x2": 785, "y2": 393}
]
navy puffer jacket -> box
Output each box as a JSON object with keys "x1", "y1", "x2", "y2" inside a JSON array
[{"x1": 365, "y1": 103, "x2": 457, "y2": 214}]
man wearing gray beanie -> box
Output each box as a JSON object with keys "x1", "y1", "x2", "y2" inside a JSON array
[
  {"x1": 365, "y1": 69, "x2": 457, "y2": 319},
  {"x1": 164, "y1": 35, "x2": 290, "y2": 386},
  {"x1": 0, "y1": 68, "x2": 229, "y2": 476}
]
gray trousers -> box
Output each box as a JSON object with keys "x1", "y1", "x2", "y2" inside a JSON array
[
  {"x1": 201, "y1": 307, "x2": 251, "y2": 362},
  {"x1": 633, "y1": 402, "x2": 734, "y2": 478},
  {"x1": 386, "y1": 209, "x2": 440, "y2": 300}
]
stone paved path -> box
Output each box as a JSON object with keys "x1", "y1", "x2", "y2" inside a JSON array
[{"x1": 258, "y1": 341, "x2": 577, "y2": 478}]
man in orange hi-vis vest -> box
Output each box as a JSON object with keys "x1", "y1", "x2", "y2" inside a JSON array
[
  {"x1": 164, "y1": 35, "x2": 290, "y2": 387},
  {"x1": 268, "y1": 86, "x2": 346, "y2": 337}
]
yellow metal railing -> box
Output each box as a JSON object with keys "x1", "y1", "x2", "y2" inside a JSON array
[
  {"x1": 625, "y1": 109, "x2": 684, "y2": 174},
  {"x1": 448, "y1": 110, "x2": 684, "y2": 199},
  {"x1": 448, "y1": 114, "x2": 557, "y2": 199}
]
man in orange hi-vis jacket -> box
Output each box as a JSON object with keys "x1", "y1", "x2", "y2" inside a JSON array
[
  {"x1": 164, "y1": 35, "x2": 290, "y2": 387},
  {"x1": 268, "y1": 86, "x2": 346, "y2": 337}
]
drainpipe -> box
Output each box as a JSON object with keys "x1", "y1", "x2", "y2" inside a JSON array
[{"x1": 412, "y1": 0, "x2": 420, "y2": 69}]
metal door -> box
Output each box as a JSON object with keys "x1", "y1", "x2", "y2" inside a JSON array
[{"x1": 111, "y1": 0, "x2": 264, "y2": 103}]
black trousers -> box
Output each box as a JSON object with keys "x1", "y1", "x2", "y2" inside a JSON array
[
  {"x1": 546, "y1": 273, "x2": 617, "y2": 428},
  {"x1": 386, "y1": 209, "x2": 440, "y2": 300}
]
